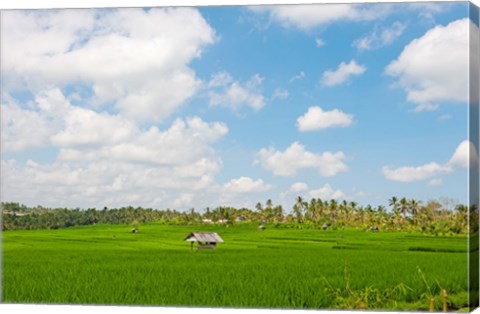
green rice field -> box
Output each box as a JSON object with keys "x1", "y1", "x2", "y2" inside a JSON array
[{"x1": 1, "y1": 223, "x2": 471, "y2": 310}]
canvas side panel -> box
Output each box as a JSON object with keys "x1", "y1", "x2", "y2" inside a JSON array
[{"x1": 469, "y1": 2, "x2": 480, "y2": 311}]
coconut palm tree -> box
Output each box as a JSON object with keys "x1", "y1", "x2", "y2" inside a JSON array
[
  {"x1": 389, "y1": 196, "x2": 399, "y2": 214},
  {"x1": 408, "y1": 199, "x2": 421, "y2": 226},
  {"x1": 293, "y1": 196, "x2": 305, "y2": 223},
  {"x1": 307, "y1": 198, "x2": 317, "y2": 223},
  {"x1": 399, "y1": 197, "x2": 409, "y2": 218}
]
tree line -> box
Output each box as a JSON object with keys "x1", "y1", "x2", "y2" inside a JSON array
[{"x1": 1, "y1": 196, "x2": 477, "y2": 235}]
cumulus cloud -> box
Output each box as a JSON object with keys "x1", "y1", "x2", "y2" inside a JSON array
[
  {"x1": 214, "y1": 176, "x2": 274, "y2": 209},
  {"x1": 1, "y1": 87, "x2": 230, "y2": 209},
  {"x1": 382, "y1": 162, "x2": 452, "y2": 182},
  {"x1": 173, "y1": 193, "x2": 195, "y2": 208},
  {"x1": 59, "y1": 117, "x2": 228, "y2": 166},
  {"x1": 428, "y1": 178, "x2": 443, "y2": 186},
  {"x1": 208, "y1": 72, "x2": 266, "y2": 111},
  {"x1": 354, "y1": 21, "x2": 406, "y2": 50},
  {"x1": 385, "y1": 18, "x2": 469, "y2": 111},
  {"x1": 223, "y1": 176, "x2": 273, "y2": 194},
  {"x1": 1, "y1": 96, "x2": 53, "y2": 152},
  {"x1": 308, "y1": 184, "x2": 345, "y2": 200},
  {"x1": 321, "y1": 60, "x2": 366, "y2": 87},
  {"x1": 297, "y1": 106, "x2": 353, "y2": 132},
  {"x1": 290, "y1": 182, "x2": 309, "y2": 193},
  {"x1": 2, "y1": 153, "x2": 224, "y2": 210},
  {"x1": 2, "y1": 8, "x2": 216, "y2": 123},
  {"x1": 449, "y1": 140, "x2": 478, "y2": 169},
  {"x1": 257, "y1": 142, "x2": 348, "y2": 177},
  {"x1": 1, "y1": 158, "x2": 221, "y2": 209},
  {"x1": 383, "y1": 140, "x2": 474, "y2": 183},
  {"x1": 251, "y1": 4, "x2": 392, "y2": 31},
  {"x1": 3, "y1": 88, "x2": 229, "y2": 163}
]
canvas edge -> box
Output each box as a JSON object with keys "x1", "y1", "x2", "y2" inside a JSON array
[{"x1": 469, "y1": 1, "x2": 480, "y2": 312}]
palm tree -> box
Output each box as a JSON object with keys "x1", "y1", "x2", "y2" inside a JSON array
[
  {"x1": 255, "y1": 202, "x2": 263, "y2": 214},
  {"x1": 266, "y1": 199, "x2": 273, "y2": 208},
  {"x1": 293, "y1": 196, "x2": 304, "y2": 223},
  {"x1": 389, "y1": 196, "x2": 399, "y2": 214},
  {"x1": 264, "y1": 199, "x2": 273, "y2": 222},
  {"x1": 454, "y1": 204, "x2": 468, "y2": 233},
  {"x1": 307, "y1": 198, "x2": 317, "y2": 223},
  {"x1": 399, "y1": 197, "x2": 409, "y2": 218},
  {"x1": 329, "y1": 199, "x2": 338, "y2": 223},
  {"x1": 273, "y1": 205, "x2": 284, "y2": 222},
  {"x1": 316, "y1": 198, "x2": 326, "y2": 222},
  {"x1": 408, "y1": 199, "x2": 421, "y2": 226}
]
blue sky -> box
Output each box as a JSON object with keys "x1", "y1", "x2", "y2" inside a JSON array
[{"x1": 0, "y1": 2, "x2": 475, "y2": 211}]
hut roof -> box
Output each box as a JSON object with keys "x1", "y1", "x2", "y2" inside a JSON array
[{"x1": 184, "y1": 232, "x2": 224, "y2": 243}]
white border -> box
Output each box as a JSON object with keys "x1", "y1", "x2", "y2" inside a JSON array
[
  {"x1": 0, "y1": 0, "x2": 479, "y2": 9},
  {"x1": 0, "y1": 1, "x2": 479, "y2": 314}
]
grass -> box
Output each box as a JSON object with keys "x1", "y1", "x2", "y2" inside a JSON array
[{"x1": 1, "y1": 222, "x2": 470, "y2": 310}]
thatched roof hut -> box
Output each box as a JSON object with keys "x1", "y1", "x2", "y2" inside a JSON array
[{"x1": 184, "y1": 232, "x2": 224, "y2": 251}]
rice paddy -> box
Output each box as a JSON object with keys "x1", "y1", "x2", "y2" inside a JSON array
[{"x1": 1, "y1": 222, "x2": 470, "y2": 310}]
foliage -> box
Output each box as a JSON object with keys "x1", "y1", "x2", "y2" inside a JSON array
[{"x1": 1, "y1": 195, "x2": 473, "y2": 236}]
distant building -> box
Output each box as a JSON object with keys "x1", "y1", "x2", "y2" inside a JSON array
[
  {"x1": 184, "y1": 232, "x2": 224, "y2": 251},
  {"x1": 2, "y1": 212, "x2": 27, "y2": 217}
]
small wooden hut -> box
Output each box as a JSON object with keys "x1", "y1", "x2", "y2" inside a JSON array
[{"x1": 184, "y1": 232, "x2": 224, "y2": 251}]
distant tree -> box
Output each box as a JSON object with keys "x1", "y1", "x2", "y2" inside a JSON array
[
  {"x1": 399, "y1": 197, "x2": 409, "y2": 218},
  {"x1": 293, "y1": 196, "x2": 304, "y2": 223}
]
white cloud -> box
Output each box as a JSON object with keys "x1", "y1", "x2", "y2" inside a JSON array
[
  {"x1": 385, "y1": 18, "x2": 469, "y2": 111},
  {"x1": 297, "y1": 106, "x2": 353, "y2": 132},
  {"x1": 308, "y1": 184, "x2": 345, "y2": 200},
  {"x1": 251, "y1": 4, "x2": 392, "y2": 31},
  {"x1": 1, "y1": 156, "x2": 223, "y2": 210},
  {"x1": 208, "y1": 73, "x2": 266, "y2": 111},
  {"x1": 289, "y1": 71, "x2": 305, "y2": 83},
  {"x1": 290, "y1": 182, "x2": 309, "y2": 193},
  {"x1": 405, "y1": 2, "x2": 451, "y2": 24},
  {"x1": 354, "y1": 21, "x2": 406, "y2": 51},
  {"x1": 213, "y1": 176, "x2": 274, "y2": 209},
  {"x1": 1, "y1": 87, "x2": 230, "y2": 210},
  {"x1": 208, "y1": 71, "x2": 234, "y2": 88},
  {"x1": 428, "y1": 178, "x2": 443, "y2": 186},
  {"x1": 1, "y1": 97, "x2": 53, "y2": 152},
  {"x1": 315, "y1": 38, "x2": 325, "y2": 47},
  {"x1": 3, "y1": 88, "x2": 229, "y2": 163},
  {"x1": 382, "y1": 162, "x2": 452, "y2": 182},
  {"x1": 173, "y1": 193, "x2": 194, "y2": 208},
  {"x1": 438, "y1": 114, "x2": 452, "y2": 121},
  {"x1": 2, "y1": 8, "x2": 216, "y2": 123},
  {"x1": 321, "y1": 60, "x2": 366, "y2": 87},
  {"x1": 272, "y1": 88, "x2": 289, "y2": 100},
  {"x1": 382, "y1": 140, "x2": 474, "y2": 183},
  {"x1": 51, "y1": 108, "x2": 136, "y2": 148},
  {"x1": 60, "y1": 117, "x2": 228, "y2": 166},
  {"x1": 223, "y1": 176, "x2": 273, "y2": 194},
  {"x1": 449, "y1": 140, "x2": 478, "y2": 169},
  {"x1": 257, "y1": 142, "x2": 348, "y2": 177}
]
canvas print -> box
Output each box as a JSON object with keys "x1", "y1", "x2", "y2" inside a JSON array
[{"x1": 1, "y1": 1, "x2": 479, "y2": 312}]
